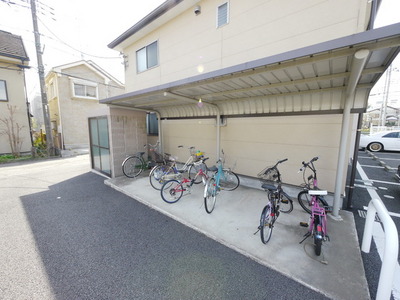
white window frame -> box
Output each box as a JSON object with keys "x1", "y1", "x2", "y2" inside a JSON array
[
  {"x1": 0, "y1": 80, "x2": 8, "y2": 101},
  {"x1": 217, "y1": 2, "x2": 229, "y2": 28},
  {"x1": 136, "y1": 40, "x2": 159, "y2": 73},
  {"x1": 70, "y1": 78, "x2": 98, "y2": 100}
]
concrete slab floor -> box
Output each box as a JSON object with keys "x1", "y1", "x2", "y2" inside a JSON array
[{"x1": 105, "y1": 174, "x2": 370, "y2": 300}]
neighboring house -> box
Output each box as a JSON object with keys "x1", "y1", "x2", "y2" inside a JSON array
[
  {"x1": 0, "y1": 30, "x2": 31, "y2": 155},
  {"x1": 363, "y1": 105, "x2": 400, "y2": 127},
  {"x1": 100, "y1": 0, "x2": 400, "y2": 216},
  {"x1": 45, "y1": 60, "x2": 124, "y2": 151}
]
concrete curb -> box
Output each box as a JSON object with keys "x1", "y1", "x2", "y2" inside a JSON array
[{"x1": 365, "y1": 150, "x2": 395, "y2": 172}]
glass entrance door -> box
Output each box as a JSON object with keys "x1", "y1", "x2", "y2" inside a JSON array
[{"x1": 89, "y1": 117, "x2": 111, "y2": 176}]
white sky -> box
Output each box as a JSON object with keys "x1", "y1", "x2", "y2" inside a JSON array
[
  {"x1": 0, "y1": 0, "x2": 164, "y2": 99},
  {"x1": 0, "y1": 0, "x2": 400, "y2": 102}
]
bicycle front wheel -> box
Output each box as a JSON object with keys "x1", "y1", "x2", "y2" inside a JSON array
[
  {"x1": 149, "y1": 165, "x2": 175, "y2": 190},
  {"x1": 122, "y1": 156, "x2": 144, "y2": 178},
  {"x1": 204, "y1": 178, "x2": 217, "y2": 214},
  {"x1": 188, "y1": 163, "x2": 206, "y2": 184},
  {"x1": 297, "y1": 190, "x2": 312, "y2": 214},
  {"x1": 260, "y1": 204, "x2": 274, "y2": 244},
  {"x1": 279, "y1": 192, "x2": 293, "y2": 213},
  {"x1": 220, "y1": 170, "x2": 240, "y2": 191},
  {"x1": 161, "y1": 180, "x2": 183, "y2": 204}
]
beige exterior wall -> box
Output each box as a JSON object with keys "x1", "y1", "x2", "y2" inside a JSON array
[
  {"x1": 108, "y1": 0, "x2": 369, "y2": 199},
  {"x1": 161, "y1": 114, "x2": 355, "y2": 193},
  {"x1": 108, "y1": 108, "x2": 147, "y2": 177},
  {"x1": 122, "y1": 0, "x2": 370, "y2": 92},
  {"x1": 46, "y1": 63, "x2": 124, "y2": 149},
  {"x1": 0, "y1": 61, "x2": 32, "y2": 155}
]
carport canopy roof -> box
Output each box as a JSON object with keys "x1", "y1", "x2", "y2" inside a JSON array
[{"x1": 101, "y1": 23, "x2": 400, "y2": 119}]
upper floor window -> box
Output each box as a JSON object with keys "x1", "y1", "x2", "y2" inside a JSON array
[
  {"x1": 217, "y1": 2, "x2": 229, "y2": 28},
  {"x1": 0, "y1": 80, "x2": 8, "y2": 101},
  {"x1": 71, "y1": 79, "x2": 98, "y2": 99},
  {"x1": 136, "y1": 41, "x2": 158, "y2": 73}
]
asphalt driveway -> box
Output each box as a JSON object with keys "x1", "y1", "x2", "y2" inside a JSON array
[{"x1": 0, "y1": 155, "x2": 327, "y2": 299}]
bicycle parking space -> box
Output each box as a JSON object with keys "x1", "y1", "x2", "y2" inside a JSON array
[
  {"x1": 106, "y1": 173, "x2": 370, "y2": 300},
  {"x1": 351, "y1": 150, "x2": 400, "y2": 299}
]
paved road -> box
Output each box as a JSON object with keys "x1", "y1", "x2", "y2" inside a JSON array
[
  {"x1": 351, "y1": 150, "x2": 400, "y2": 300},
  {"x1": 0, "y1": 155, "x2": 327, "y2": 299}
]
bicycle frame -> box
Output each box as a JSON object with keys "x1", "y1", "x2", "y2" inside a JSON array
[
  {"x1": 308, "y1": 190, "x2": 328, "y2": 237},
  {"x1": 255, "y1": 159, "x2": 293, "y2": 243},
  {"x1": 300, "y1": 179, "x2": 329, "y2": 256},
  {"x1": 160, "y1": 167, "x2": 209, "y2": 203}
]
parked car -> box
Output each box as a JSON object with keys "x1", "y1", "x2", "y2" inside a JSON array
[{"x1": 359, "y1": 131, "x2": 400, "y2": 152}]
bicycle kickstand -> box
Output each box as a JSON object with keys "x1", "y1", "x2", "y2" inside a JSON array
[
  {"x1": 299, "y1": 232, "x2": 311, "y2": 244},
  {"x1": 253, "y1": 226, "x2": 261, "y2": 235}
]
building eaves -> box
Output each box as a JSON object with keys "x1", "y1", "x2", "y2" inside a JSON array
[
  {"x1": 102, "y1": 22, "x2": 400, "y2": 105},
  {"x1": 0, "y1": 30, "x2": 29, "y2": 62},
  {"x1": 108, "y1": 0, "x2": 183, "y2": 49},
  {"x1": 48, "y1": 60, "x2": 124, "y2": 87}
]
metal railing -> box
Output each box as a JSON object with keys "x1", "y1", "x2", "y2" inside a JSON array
[
  {"x1": 361, "y1": 198, "x2": 399, "y2": 300},
  {"x1": 369, "y1": 125, "x2": 400, "y2": 135}
]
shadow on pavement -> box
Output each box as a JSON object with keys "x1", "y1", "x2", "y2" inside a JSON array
[{"x1": 20, "y1": 172, "x2": 328, "y2": 299}]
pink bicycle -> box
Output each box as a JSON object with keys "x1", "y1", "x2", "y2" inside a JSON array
[
  {"x1": 160, "y1": 158, "x2": 209, "y2": 203},
  {"x1": 298, "y1": 157, "x2": 330, "y2": 256}
]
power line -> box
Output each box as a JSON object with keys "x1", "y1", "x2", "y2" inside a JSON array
[{"x1": 37, "y1": 16, "x2": 121, "y2": 60}]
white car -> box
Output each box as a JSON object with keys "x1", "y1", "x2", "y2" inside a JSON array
[{"x1": 359, "y1": 131, "x2": 400, "y2": 152}]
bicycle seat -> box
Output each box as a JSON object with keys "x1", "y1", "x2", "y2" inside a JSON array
[
  {"x1": 261, "y1": 183, "x2": 277, "y2": 191},
  {"x1": 209, "y1": 165, "x2": 218, "y2": 172}
]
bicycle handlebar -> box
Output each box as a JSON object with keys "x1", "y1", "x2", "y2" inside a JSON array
[
  {"x1": 298, "y1": 156, "x2": 319, "y2": 173},
  {"x1": 271, "y1": 158, "x2": 288, "y2": 169},
  {"x1": 278, "y1": 158, "x2": 288, "y2": 164}
]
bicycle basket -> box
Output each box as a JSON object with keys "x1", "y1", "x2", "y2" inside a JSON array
[
  {"x1": 257, "y1": 166, "x2": 279, "y2": 182},
  {"x1": 192, "y1": 150, "x2": 204, "y2": 162},
  {"x1": 163, "y1": 153, "x2": 173, "y2": 163},
  {"x1": 149, "y1": 150, "x2": 165, "y2": 163}
]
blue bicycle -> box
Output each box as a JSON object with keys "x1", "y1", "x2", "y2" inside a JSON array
[{"x1": 203, "y1": 151, "x2": 240, "y2": 214}]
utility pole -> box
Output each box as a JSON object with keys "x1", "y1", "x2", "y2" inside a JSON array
[
  {"x1": 380, "y1": 64, "x2": 392, "y2": 127},
  {"x1": 30, "y1": 0, "x2": 55, "y2": 155}
]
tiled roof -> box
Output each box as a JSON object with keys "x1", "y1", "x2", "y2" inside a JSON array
[{"x1": 0, "y1": 30, "x2": 29, "y2": 61}]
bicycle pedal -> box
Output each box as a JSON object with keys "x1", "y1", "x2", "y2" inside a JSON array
[
  {"x1": 299, "y1": 222, "x2": 308, "y2": 227},
  {"x1": 281, "y1": 199, "x2": 288, "y2": 204}
]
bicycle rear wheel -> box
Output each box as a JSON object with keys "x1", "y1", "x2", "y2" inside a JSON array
[
  {"x1": 161, "y1": 180, "x2": 183, "y2": 204},
  {"x1": 297, "y1": 190, "x2": 312, "y2": 214},
  {"x1": 149, "y1": 165, "x2": 175, "y2": 190},
  {"x1": 220, "y1": 170, "x2": 240, "y2": 191},
  {"x1": 279, "y1": 192, "x2": 293, "y2": 213},
  {"x1": 313, "y1": 215, "x2": 323, "y2": 256},
  {"x1": 204, "y1": 178, "x2": 217, "y2": 213},
  {"x1": 260, "y1": 204, "x2": 274, "y2": 244},
  {"x1": 122, "y1": 156, "x2": 144, "y2": 178}
]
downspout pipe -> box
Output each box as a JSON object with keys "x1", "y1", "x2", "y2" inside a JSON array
[
  {"x1": 346, "y1": 113, "x2": 363, "y2": 209},
  {"x1": 333, "y1": 49, "x2": 370, "y2": 218}
]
